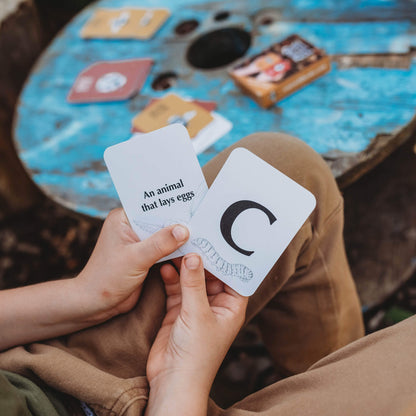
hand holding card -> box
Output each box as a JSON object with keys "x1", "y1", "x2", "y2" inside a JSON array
[{"x1": 104, "y1": 128, "x2": 316, "y2": 296}]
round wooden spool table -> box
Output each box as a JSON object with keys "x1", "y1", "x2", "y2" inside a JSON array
[{"x1": 13, "y1": 0, "x2": 416, "y2": 307}]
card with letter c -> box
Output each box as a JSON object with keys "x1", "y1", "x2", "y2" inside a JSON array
[
  {"x1": 181, "y1": 148, "x2": 316, "y2": 296},
  {"x1": 103, "y1": 124, "x2": 208, "y2": 261}
]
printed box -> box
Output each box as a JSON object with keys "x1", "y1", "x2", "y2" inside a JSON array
[{"x1": 229, "y1": 34, "x2": 331, "y2": 108}]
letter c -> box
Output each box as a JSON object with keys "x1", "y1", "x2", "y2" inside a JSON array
[{"x1": 220, "y1": 200, "x2": 277, "y2": 256}]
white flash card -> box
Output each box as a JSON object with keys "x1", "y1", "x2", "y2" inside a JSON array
[
  {"x1": 104, "y1": 124, "x2": 208, "y2": 261},
  {"x1": 183, "y1": 148, "x2": 316, "y2": 296}
]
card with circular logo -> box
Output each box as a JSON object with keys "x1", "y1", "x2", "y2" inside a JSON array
[{"x1": 67, "y1": 59, "x2": 153, "y2": 103}]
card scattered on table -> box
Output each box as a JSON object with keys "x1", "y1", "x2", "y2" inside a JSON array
[
  {"x1": 81, "y1": 7, "x2": 170, "y2": 39},
  {"x1": 132, "y1": 93, "x2": 232, "y2": 153},
  {"x1": 104, "y1": 124, "x2": 316, "y2": 296},
  {"x1": 67, "y1": 59, "x2": 153, "y2": 103},
  {"x1": 132, "y1": 93, "x2": 214, "y2": 139}
]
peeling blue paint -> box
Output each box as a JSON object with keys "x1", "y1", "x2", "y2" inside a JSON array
[{"x1": 14, "y1": 0, "x2": 416, "y2": 218}]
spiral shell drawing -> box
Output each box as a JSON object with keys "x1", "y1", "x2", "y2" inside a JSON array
[{"x1": 191, "y1": 238, "x2": 253, "y2": 283}]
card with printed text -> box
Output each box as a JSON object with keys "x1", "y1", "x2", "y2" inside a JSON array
[
  {"x1": 182, "y1": 148, "x2": 316, "y2": 296},
  {"x1": 104, "y1": 124, "x2": 208, "y2": 260},
  {"x1": 81, "y1": 8, "x2": 170, "y2": 39},
  {"x1": 68, "y1": 59, "x2": 153, "y2": 103}
]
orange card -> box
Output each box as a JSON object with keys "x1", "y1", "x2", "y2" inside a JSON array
[
  {"x1": 132, "y1": 94, "x2": 214, "y2": 138},
  {"x1": 81, "y1": 8, "x2": 170, "y2": 39}
]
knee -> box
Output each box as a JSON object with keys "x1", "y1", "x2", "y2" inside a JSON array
[
  {"x1": 229, "y1": 132, "x2": 343, "y2": 229},
  {"x1": 238, "y1": 132, "x2": 329, "y2": 183},
  {"x1": 203, "y1": 132, "x2": 343, "y2": 228}
]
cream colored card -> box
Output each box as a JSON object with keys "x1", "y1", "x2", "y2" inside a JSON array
[
  {"x1": 81, "y1": 8, "x2": 170, "y2": 39},
  {"x1": 132, "y1": 94, "x2": 214, "y2": 138}
]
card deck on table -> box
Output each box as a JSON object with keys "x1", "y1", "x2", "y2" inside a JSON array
[
  {"x1": 67, "y1": 59, "x2": 153, "y2": 103},
  {"x1": 103, "y1": 124, "x2": 208, "y2": 261},
  {"x1": 81, "y1": 8, "x2": 170, "y2": 39},
  {"x1": 131, "y1": 94, "x2": 214, "y2": 138},
  {"x1": 182, "y1": 148, "x2": 316, "y2": 296},
  {"x1": 229, "y1": 34, "x2": 331, "y2": 108}
]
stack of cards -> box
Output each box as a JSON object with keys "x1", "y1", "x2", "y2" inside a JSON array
[
  {"x1": 229, "y1": 34, "x2": 331, "y2": 108},
  {"x1": 104, "y1": 124, "x2": 316, "y2": 296},
  {"x1": 67, "y1": 59, "x2": 153, "y2": 103},
  {"x1": 81, "y1": 7, "x2": 170, "y2": 40},
  {"x1": 131, "y1": 94, "x2": 232, "y2": 154}
]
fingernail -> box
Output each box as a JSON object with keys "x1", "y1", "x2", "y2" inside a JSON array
[
  {"x1": 172, "y1": 225, "x2": 188, "y2": 242},
  {"x1": 184, "y1": 254, "x2": 200, "y2": 270}
]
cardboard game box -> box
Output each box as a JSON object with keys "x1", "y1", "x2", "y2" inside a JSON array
[{"x1": 229, "y1": 35, "x2": 331, "y2": 108}]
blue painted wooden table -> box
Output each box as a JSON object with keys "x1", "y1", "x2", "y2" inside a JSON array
[{"x1": 14, "y1": 0, "x2": 416, "y2": 219}]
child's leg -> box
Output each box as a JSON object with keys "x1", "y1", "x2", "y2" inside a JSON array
[
  {"x1": 209, "y1": 315, "x2": 416, "y2": 416},
  {"x1": 0, "y1": 132, "x2": 363, "y2": 415},
  {"x1": 203, "y1": 132, "x2": 364, "y2": 376}
]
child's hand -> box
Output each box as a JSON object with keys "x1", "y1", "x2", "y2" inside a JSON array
[
  {"x1": 76, "y1": 208, "x2": 189, "y2": 322},
  {"x1": 145, "y1": 254, "x2": 248, "y2": 416}
]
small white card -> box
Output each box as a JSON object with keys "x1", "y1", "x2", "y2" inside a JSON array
[
  {"x1": 182, "y1": 148, "x2": 316, "y2": 296},
  {"x1": 104, "y1": 124, "x2": 208, "y2": 260}
]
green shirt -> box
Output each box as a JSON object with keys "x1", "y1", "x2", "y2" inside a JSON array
[{"x1": 0, "y1": 370, "x2": 71, "y2": 416}]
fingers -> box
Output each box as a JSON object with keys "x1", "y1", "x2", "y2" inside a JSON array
[
  {"x1": 180, "y1": 254, "x2": 209, "y2": 312},
  {"x1": 160, "y1": 263, "x2": 179, "y2": 285},
  {"x1": 223, "y1": 284, "x2": 249, "y2": 316},
  {"x1": 135, "y1": 224, "x2": 189, "y2": 270},
  {"x1": 206, "y1": 278, "x2": 224, "y2": 296},
  {"x1": 160, "y1": 263, "x2": 181, "y2": 296}
]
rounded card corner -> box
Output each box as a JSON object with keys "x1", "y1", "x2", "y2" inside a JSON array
[
  {"x1": 307, "y1": 191, "x2": 317, "y2": 210},
  {"x1": 239, "y1": 285, "x2": 256, "y2": 297},
  {"x1": 230, "y1": 147, "x2": 250, "y2": 157},
  {"x1": 168, "y1": 123, "x2": 189, "y2": 136}
]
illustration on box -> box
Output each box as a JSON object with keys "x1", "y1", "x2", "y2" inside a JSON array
[{"x1": 230, "y1": 34, "x2": 331, "y2": 108}]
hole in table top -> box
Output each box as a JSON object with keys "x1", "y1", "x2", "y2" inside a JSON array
[
  {"x1": 259, "y1": 16, "x2": 274, "y2": 25},
  {"x1": 214, "y1": 11, "x2": 230, "y2": 21},
  {"x1": 151, "y1": 72, "x2": 178, "y2": 90},
  {"x1": 253, "y1": 8, "x2": 281, "y2": 26},
  {"x1": 187, "y1": 28, "x2": 251, "y2": 69},
  {"x1": 175, "y1": 19, "x2": 199, "y2": 35}
]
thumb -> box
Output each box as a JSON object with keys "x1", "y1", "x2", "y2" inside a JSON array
[
  {"x1": 135, "y1": 224, "x2": 189, "y2": 270},
  {"x1": 180, "y1": 254, "x2": 210, "y2": 312}
]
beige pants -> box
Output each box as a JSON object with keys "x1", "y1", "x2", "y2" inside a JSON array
[{"x1": 4, "y1": 132, "x2": 409, "y2": 416}]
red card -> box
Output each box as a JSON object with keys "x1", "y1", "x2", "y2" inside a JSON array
[{"x1": 67, "y1": 58, "x2": 153, "y2": 103}]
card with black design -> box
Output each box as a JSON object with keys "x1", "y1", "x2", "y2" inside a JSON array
[
  {"x1": 183, "y1": 148, "x2": 316, "y2": 296},
  {"x1": 104, "y1": 124, "x2": 208, "y2": 261}
]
